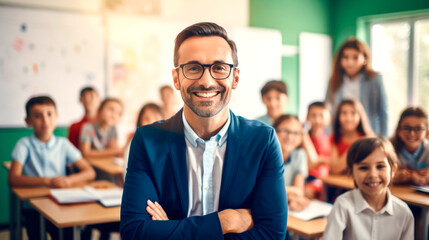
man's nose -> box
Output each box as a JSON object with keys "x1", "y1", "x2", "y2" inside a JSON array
[{"x1": 198, "y1": 67, "x2": 216, "y2": 88}]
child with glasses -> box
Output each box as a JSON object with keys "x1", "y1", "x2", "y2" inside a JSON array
[
  {"x1": 273, "y1": 114, "x2": 310, "y2": 211},
  {"x1": 391, "y1": 107, "x2": 429, "y2": 185}
]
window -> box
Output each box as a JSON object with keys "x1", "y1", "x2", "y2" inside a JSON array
[{"x1": 370, "y1": 15, "x2": 429, "y2": 136}]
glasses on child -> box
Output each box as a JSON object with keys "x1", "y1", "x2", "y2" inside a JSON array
[
  {"x1": 176, "y1": 63, "x2": 235, "y2": 80},
  {"x1": 399, "y1": 125, "x2": 427, "y2": 134},
  {"x1": 276, "y1": 129, "x2": 303, "y2": 137}
]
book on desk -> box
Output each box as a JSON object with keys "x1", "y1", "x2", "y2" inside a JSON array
[
  {"x1": 288, "y1": 200, "x2": 333, "y2": 221},
  {"x1": 49, "y1": 186, "x2": 122, "y2": 207}
]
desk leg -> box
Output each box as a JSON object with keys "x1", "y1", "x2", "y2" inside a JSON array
[
  {"x1": 9, "y1": 190, "x2": 15, "y2": 240},
  {"x1": 16, "y1": 198, "x2": 21, "y2": 240},
  {"x1": 292, "y1": 233, "x2": 299, "y2": 240},
  {"x1": 73, "y1": 226, "x2": 81, "y2": 240},
  {"x1": 9, "y1": 192, "x2": 22, "y2": 240},
  {"x1": 40, "y1": 213, "x2": 46, "y2": 240},
  {"x1": 422, "y1": 208, "x2": 428, "y2": 240}
]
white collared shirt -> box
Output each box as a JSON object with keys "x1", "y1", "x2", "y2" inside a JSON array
[
  {"x1": 182, "y1": 112, "x2": 230, "y2": 217},
  {"x1": 323, "y1": 188, "x2": 414, "y2": 240},
  {"x1": 343, "y1": 74, "x2": 362, "y2": 100}
]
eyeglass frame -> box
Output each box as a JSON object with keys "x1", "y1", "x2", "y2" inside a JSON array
[
  {"x1": 175, "y1": 62, "x2": 236, "y2": 80},
  {"x1": 275, "y1": 129, "x2": 303, "y2": 137},
  {"x1": 398, "y1": 125, "x2": 428, "y2": 134}
]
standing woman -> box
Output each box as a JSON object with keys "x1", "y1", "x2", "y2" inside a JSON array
[{"x1": 326, "y1": 37, "x2": 388, "y2": 137}]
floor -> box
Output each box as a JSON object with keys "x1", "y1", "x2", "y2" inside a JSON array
[{"x1": 0, "y1": 228, "x2": 120, "y2": 240}]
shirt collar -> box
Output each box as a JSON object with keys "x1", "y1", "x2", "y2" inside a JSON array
[
  {"x1": 182, "y1": 111, "x2": 230, "y2": 148},
  {"x1": 31, "y1": 134, "x2": 56, "y2": 149},
  {"x1": 344, "y1": 73, "x2": 363, "y2": 83},
  {"x1": 401, "y1": 142, "x2": 423, "y2": 162},
  {"x1": 353, "y1": 188, "x2": 393, "y2": 215}
]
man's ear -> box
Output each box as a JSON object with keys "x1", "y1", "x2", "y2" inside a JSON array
[
  {"x1": 232, "y1": 68, "x2": 239, "y2": 89},
  {"x1": 172, "y1": 69, "x2": 180, "y2": 90}
]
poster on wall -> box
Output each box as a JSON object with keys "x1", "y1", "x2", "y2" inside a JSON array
[{"x1": 0, "y1": 6, "x2": 104, "y2": 127}]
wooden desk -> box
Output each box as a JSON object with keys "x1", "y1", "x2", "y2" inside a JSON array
[
  {"x1": 29, "y1": 197, "x2": 120, "y2": 240},
  {"x1": 319, "y1": 175, "x2": 429, "y2": 240},
  {"x1": 87, "y1": 158, "x2": 123, "y2": 176},
  {"x1": 9, "y1": 180, "x2": 114, "y2": 240},
  {"x1": 319, "y1": 174, "x2": 354, "y2": 189},
  {"x1": 287, "y1": 215, "x2": 326, "y2": 240}
]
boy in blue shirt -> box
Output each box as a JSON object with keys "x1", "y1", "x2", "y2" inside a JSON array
[{"x1": 8, "y1": 96, "x2": 95, "y2": 240}]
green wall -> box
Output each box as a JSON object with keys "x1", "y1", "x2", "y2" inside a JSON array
[
  {"x1": 249, "y1": 0, "x2": 332, "y2": 115},
  {"x1": 0, "y1": 127, "x2": 68, "y2": 225},
  {"x1": 331, "y1": 0, "x2": 429, "y2": 49}
]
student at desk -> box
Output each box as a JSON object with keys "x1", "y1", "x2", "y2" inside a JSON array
[
  {"x1": 273, "y1": 115, "x2": 311, "y2": 211},
  {"x1": 79, "y1": 98, "x2": 124, "y2": 158},
  {"x1": 123, "y1": 103, "x2": 164, "y2": 181},
  {"x1": 305, "y1": 101, "x2": 331, "y2": 199},
  {"x1": 8, "y1": 96, "x2": 95, "y2": 240},
  {"x1": 323, "y1": 137, "x2": 414, "y2": 240},
  {"x1": 330, "y1": 99, "x2": 374, "y2": 174},
  {"x1": 255, "y1": 80, "x2": 288, "y2": 125},
  {"x1": 68, "y1": 86, "x2": 100, "y2": 148},
  {"x1": 391, "y1": 107, "x2": 429, "y2": 185}
]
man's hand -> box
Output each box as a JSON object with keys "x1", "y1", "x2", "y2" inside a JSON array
[
  {"x1": 146, "y1": 200, "x2": 169, "y2": 220},
  {"x1": 218, "y1": 209, "x2": 254, "y2": 234}
]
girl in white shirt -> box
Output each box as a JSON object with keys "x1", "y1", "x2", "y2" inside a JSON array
[{"x1": 323, "y1": 137, "x2": 414, "y2": 240}]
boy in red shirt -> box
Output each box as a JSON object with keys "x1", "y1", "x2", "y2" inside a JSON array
[{"x1": 68, "y1": 87, "x2": 100, "y2": 148}]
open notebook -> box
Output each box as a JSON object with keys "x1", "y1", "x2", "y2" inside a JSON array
[
  {"x1": 288, "y1": 200, "x2": 333, "y2": 221},
  {"x1": 50, "y1": 186, "x2": 122, "y2": 207},
  {"x1": 412, "y1": 185, "x2": 429, "y2": 194}
]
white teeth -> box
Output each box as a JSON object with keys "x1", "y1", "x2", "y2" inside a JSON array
[
  {"x1": 366, "y1": 182, "x2": 380, "y2": 187},
  {"x1": 195, "y1": 92, "x2": 217, "y2": 98}
]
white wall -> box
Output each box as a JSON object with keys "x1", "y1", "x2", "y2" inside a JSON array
[{"x1": 0, "y1": 0, "x2": 249, "y2": 26}]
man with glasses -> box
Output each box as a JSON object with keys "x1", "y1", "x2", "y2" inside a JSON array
[{"x1": 121, "y1": 22, "x2": 287, "y2": 239}]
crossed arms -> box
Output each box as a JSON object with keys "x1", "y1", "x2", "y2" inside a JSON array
[{"x1": 120, "y1": 127, "x2": 288, "y2": 239}]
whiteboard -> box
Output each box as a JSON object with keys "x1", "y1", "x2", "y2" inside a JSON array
[
  {"x1": 107, "y1": 14, "x2": 282, "y2": 133},
  {"x1": 299, "y1": 32, "x2": 332, "y2": 120},
  {"x1": 0, "y1": 6, "x2": 104, "y2": 127}
]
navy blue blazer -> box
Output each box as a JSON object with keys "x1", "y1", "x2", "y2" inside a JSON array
[{"x1": 121, "y1": 109, "x2": 288, "y2": 239}]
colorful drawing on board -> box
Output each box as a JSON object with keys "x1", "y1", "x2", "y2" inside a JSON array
[
  {"x1": 33, "y1": 63, "x2": 38, "y2": 74},
  {"x1": 28, "y1": 43, "x2": 35, "y2": 50},
  {"x1": 113, "y1": 64, "x2": 128, "y2": 84},
  {"x1": 41, "y1": 62, "x2": 45, "y2": 70},
  {"x1": 13, "y1": 38, "x2": 24, "y2": 52},
  {"x1": 49, "y1": 46, "x2": 54, "y2": 53},
  {"x1": 124, "y1": 48, "x2": 137, "y2": 70},
  {"x1": 86, "y1": 72, "x2": 95, "y2": 81},
  {"x1": 23, "y1": 66, "x2": 28, "y2": 73},
  {"x1": 21, "y1": 23, "x2": 26, "y2": 32},
  {"x1": 74, "y1": 45, "x2": 81, "y2": 53}
]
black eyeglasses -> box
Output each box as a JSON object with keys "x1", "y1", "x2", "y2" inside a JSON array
[
  {"x1": 399, "y1": 125, "x2": 427, "y2": 134},
  {"x1": 276, "y1": 129, "x2": 303, "y2": 137},
  {"x1": 176, "y1": 63, "x2": 235, "y2": 80}
]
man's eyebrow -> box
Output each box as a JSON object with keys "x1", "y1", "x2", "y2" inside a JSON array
[{"x1": 182, "y1": 60, "x2": 229, "y2": 65}]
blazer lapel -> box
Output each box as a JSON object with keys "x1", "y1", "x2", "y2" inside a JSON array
[
  {"x1": 166, "y1": 110, "x2": 189, "y2": 217},
  {"x1": 219, "y1": 111, "x2": 241, "y2": 210}
]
